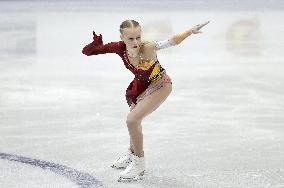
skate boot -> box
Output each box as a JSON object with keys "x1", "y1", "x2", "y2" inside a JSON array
[
  {"x1": 110, "y1": 149, "x2": 133, "y2": 169},
  {"x1": 117, "y1": 153, "x2": 145, "y2": 182}
]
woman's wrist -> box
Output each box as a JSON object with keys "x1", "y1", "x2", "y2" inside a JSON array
[{"x1": 186, "y1": 29, "x2": 193, "y2": 36}]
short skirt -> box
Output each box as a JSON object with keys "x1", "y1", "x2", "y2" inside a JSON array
[{"x1": 136, "y1": 72, "x2": 172, "y2": 103}]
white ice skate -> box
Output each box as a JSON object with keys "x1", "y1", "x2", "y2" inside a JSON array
[
  {"x1": 110, "y1": 149, "x2": 133, "y2": 169},
  {"x1": 117, "y1": 153, "x2": 145, "y2": 182}
]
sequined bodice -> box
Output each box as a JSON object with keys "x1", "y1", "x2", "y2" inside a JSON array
[
  {"x1": 131, "y1": 58, "x2": 155, "y2": 70},
  {"x1": 121, "y1": 50, "x2": 165, "y2": 83}
]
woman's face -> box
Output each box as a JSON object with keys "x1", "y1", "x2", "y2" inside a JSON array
[{"x1": 120, "y1": 26, "x2": 142, "y2": 50}]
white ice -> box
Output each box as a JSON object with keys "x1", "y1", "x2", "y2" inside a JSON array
[{"x1": 1, "y1": 1, "x2": 284, "y2": 188}]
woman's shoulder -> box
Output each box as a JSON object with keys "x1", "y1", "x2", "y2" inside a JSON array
[
  {"x1": 140, "y1": 41, "x2": 157, "y2": 60},
  {"x1": 141, "y1": 41, "x2": 156, "y2": 51}
]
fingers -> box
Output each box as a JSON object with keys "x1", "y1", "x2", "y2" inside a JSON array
[
  {"x1": 93, "y1": 31, "x2": 101, "y2": 37},
  {"x1": 201, "y1": 21, "x2": 210, "y2": 28},
  {"x1": 93, "y1": 32, "x2": 103, "y2": 41},
  {"x1": 198, "y1": 21, "x2": 210, "y2": 29},
  {"x1": 203, "y1": 21, "x2": 210, "y2": 26},
  {"x1": 191, "y1": 21, "x2": 209, "y2": 34}
]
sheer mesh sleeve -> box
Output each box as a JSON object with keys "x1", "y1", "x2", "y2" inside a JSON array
[{"x1": 153, "y1": 39, "x2": 173, "y2": 50}]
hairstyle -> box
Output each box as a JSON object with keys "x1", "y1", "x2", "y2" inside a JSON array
[{"x1": 119, "y1": 20, "x2": 140, "y2": 34}]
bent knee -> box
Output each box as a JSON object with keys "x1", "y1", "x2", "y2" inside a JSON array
[{"x1": 126, "y1": 115, "x2": 140, "y2": 126}]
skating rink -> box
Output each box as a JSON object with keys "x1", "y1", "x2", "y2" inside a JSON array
[{"x1": 1, "y1": 1, "x2": 284, "y2": 187}]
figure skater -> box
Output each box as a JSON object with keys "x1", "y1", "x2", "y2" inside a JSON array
[{"x1": 82, "y1": 19, "x2": 209, "y2": 182}]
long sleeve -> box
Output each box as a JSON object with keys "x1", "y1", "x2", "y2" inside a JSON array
[{"x1": 82, "y1": 41, "x2": 123, "y2": 56}]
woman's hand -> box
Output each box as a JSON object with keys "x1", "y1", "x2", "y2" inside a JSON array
[
  {"x1": 190, "y1": 21, "x2": 210, "y2": 34},
  {"x1": 93, "y1": 31, "x2": 103, "y2": 45}
]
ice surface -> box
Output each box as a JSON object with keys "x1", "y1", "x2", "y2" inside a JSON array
[{"x1": 1, "y1": 1, "x2": 284, "y2": 188}]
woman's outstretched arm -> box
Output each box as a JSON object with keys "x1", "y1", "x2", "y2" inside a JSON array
[
  {"x1": 170, "y1": 21, "x2": 210, "y2": 45},
  {"x1": 82, "y1": 31, "x2": 122, "y2": 56},
  {"x1": 154, "y1": 21, "x2": 210, "y2": 50}
]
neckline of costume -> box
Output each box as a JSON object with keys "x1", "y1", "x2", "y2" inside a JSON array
[
  {"x1": 122, "y1": 41, "x2": 158, "y2": 70},
  {"x1": 125, "y1": 52, "x2": 158, "y2": 70}
]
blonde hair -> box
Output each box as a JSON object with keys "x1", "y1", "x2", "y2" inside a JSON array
[{"x1": 119, "y1": 20, "x2": 140, "y2": 34}]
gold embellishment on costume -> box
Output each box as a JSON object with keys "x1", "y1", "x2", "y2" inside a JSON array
[
  {"x1": 137, "y1": 59, "x2": 155, "y2": 70},
  {"x1": 150, "y1": 74, "x2": 163, "y2": 84},
  {"x1": 149, "y1": 64, "x2": 161, "y2": 80},
  {"x1": 149, "y1": 64, "x2": 165, "y2": 84}
]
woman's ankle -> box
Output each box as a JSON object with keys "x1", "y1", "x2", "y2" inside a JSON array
[{"x1": 133, "y1": 151, "x2": 144, "y2": 158}]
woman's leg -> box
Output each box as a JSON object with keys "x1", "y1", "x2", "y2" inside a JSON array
[
  {"x1": 129, "y1": 103, "x2": 141, "y2": 153},
  {"x1": 126, "y1": 83, "x2": 172, "y2": 157},
  {"x1": 129, "y1": 123, "x2": 141, "y2": 153}
]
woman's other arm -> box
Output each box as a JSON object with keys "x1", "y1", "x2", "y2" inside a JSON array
[{"x1": 82, "y1": 31, "x2": 122, "y2": 56}]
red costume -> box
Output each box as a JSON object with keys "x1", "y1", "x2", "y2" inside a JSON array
[{"x1": 82, "y1": 32, "x2": 166, "y2": 107}]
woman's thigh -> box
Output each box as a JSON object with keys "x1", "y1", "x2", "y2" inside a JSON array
[
  {"x1": 130, "y1": 103, "x2": 136, "y2": 112},
  {"x1": 127, "y1": 83, "x2": 172, "y2": 122}
]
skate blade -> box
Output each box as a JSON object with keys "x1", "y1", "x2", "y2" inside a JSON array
[{"x1": 117, "y1": 171, "x2": 144, "y2": 182}]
